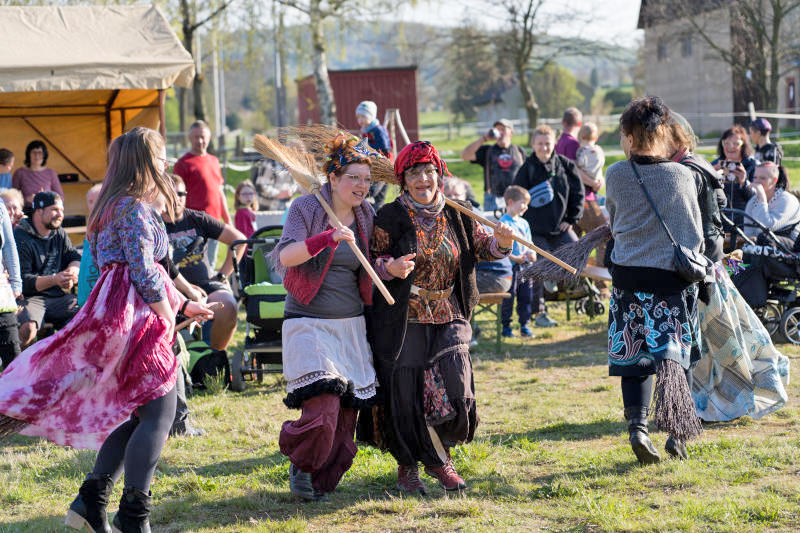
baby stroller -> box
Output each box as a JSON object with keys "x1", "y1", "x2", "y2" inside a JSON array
[
  {"x1": 228, "y1": 225, "x2": 287, "y2": 391},
  {"x1": 724, "y1": 208, "x2": 800, "y2": 344}
]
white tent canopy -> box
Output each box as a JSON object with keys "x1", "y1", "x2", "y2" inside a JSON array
[{"x1": 0, "y1": 4, "x2": 194, "y2": 219}]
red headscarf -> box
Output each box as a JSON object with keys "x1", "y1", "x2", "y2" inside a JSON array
[{"x1": 394, "y1": 141, "x2": 450, "y2": 188}]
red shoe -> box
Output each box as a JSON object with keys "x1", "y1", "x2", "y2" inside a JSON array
[
  {"x1": 424, "y1": 456, "x2": 466, "y2": 491},
  {"x1": 397, "y1": 464, "x2": 427, "y2": 495}
]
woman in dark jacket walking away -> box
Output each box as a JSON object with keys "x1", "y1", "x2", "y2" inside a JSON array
[{"x1": 605, "y1": 97, "x2": 704, "y2": 464}]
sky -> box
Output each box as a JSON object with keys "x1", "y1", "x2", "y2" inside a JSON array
[{"x1": 393, "y1": 0, "x2": 643, "y2": 48}]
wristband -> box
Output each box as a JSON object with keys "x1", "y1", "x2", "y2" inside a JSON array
[
  {"x1": 305, "y1": 228, "x2": 339, "y2": 256},
  {"x1": 179, "y1": 299, "x2": 190, "y2": 316}
]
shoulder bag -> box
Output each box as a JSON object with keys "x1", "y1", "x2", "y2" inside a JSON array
[{"x1": 630, "y1": 161, "x2": 710, "y2": 283}]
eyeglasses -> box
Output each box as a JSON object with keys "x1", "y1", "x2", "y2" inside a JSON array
[
  {"x1": 176, "y1": 191, "x2": 187, "y2": 197},
  {"x1": 406, "y1": 165, "x2": 438, "y2": 180},
  {"x1": 342, "y1": 173, "x2": 372, "y2": 186},
  {"x1": 722, "y1": 140, "x2": 743, "y2": 148}
]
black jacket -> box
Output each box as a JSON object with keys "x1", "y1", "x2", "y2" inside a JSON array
[
  {"x1": 15, "y1": 218, "x2": 81, "y2": 297},
  {"x1": 513, "y1": 153, "x2": 585, "y2": 236},
  {"x1": 367, "y1": 199, "x2": 479, "y2": 367},
  {"x1": 680, "y1": 152, "x2": 726, "y2": 262}
]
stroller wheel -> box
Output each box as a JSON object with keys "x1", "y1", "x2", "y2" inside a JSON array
[
  {"x1": 592, "y1": 301, "x2": 605, "y2": 316},
  {"x1": 756, "y1": 303, "x2": 782, "y2": 337},
  {"x1": 574, "y1": 300, "x2": 586, "y2": 314},
  {"x1": 780, "y1": 308, "x2": 800, "y2": 345},
  {"x1": 230, "y1": 351, "x2": 246, "y2": 392}
]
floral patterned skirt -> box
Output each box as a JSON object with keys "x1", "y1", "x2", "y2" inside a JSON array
[{"x1": 608, "y1": 285, "x2": 701, "y2": 377}]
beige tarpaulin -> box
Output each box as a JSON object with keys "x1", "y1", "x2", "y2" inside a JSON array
[{"x1": 0, "y1": 5, "x2": 194, "y2": 218}]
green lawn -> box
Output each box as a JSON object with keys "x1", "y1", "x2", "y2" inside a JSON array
[{"x1": 1, "y1": 303, "x2": 798, "y2": 532}]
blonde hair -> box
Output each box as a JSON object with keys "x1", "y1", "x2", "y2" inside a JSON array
[
  {"x1": 579, "y1": 122, "x2": 599, "y2": 142},
  {"x1": 503, "y1": 185, "x2": 530, "y2": 204},
  {"x1": 88, "y1": 127, "x2": 177, "y2": 233},
  {"x1": 0, "y1": 188, "x2": 23, "y2": 207},
  {"x1": 235, "y1": 179, "x2": 259, "y2": 210}
]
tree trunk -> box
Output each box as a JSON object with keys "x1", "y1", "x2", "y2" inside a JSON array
[
  {"x1": 193, "y1": 73, "x2": 206, "y2": 122},
  {"x1": 310, "y1": 0, "x2": 336, "y2": 125},
  {"x1": 178, "y1": 87, "x2": 186, "y2": 133},
  {"x1": 518, "y1": 69, "x2": 539, "y2": 144}
]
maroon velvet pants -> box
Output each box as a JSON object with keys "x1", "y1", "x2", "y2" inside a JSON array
[{"x1": 279, "y1": 393, "x2": 358, "y2": 493}]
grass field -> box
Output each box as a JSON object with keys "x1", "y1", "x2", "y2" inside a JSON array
[{"x1": 1, "y1": 301, "x2": 798, "y2": 532}]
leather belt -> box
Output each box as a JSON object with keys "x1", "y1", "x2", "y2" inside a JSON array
[{"x1": 410, "y1": 284, "x2": 453, "y2": 300}]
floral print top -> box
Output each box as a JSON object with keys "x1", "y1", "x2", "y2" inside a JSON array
[
  {"x1": 91, "y1": 196, "x2": 169, "y2": 304},
  {"x1": 372, "y1": 214, "x2": 507, "y2": 324}
]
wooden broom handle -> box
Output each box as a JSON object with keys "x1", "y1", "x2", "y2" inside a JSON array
[
  {"x1": 444, "y1": 198, "x2": 578, "y2": 275},
  {"x1": 312, "y1": 191, "x2": 396, "y2": 306}
]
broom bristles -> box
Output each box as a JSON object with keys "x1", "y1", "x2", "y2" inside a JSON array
[
  {"x1": 519, "y1": 224, "x2": 612, "y2": 283},
  {"x1": 653, "y1": 359, "x2": 703, "y2": 441},
  {"x1": 276, "y1": 125, "x2": 400, "y2": 186},
  {"x1": 253, "y1": 134, "x2": 320, "y2": 193},
  {"x1": 0, "y1": 414, "x2": 28, "y2": 441}
]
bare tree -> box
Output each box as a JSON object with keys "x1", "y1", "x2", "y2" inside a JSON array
[
  {"x1": 177, "y1": 0, "x2": 234, "y2": 129},
  {"x1": 492, "y1": 0, "x2": 599, "y2": 141},
  {"x1": 277, "y1": 0, "x2": 404, "y2": 125},
  {"x1": 644, "y1": 0, "x2": 800, "y2": 112}
]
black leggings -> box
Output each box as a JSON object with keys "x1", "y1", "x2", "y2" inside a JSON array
[
  {"x1": 621, "y1": 375, "x2": 653, "y2": 409},
  {"x1": 91, "y1": 386, "x2": 177, "y2": 492}
]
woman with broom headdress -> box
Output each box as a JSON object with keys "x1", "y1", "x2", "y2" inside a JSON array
[
  {"x1": 0, "y1": 127, "x2": 216, "y2": 533},
  {"x1": 604, "y1": 96, "x2": 705, "y2": 464},
  {"x1": 365, "y1": 141, "x2": 514, "y2": 494},
  {"x1": 271, "y1": 133, "x2": 392, "y2": 502}
]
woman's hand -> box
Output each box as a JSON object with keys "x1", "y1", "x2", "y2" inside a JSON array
[
  {"x1": 184, "y1": 301, "x2": 216, "y2": 322},
  {"x1": 732, "y1": 163, "x2": 747, "y2": 185},
  {"x1": 385, "y1": 253, "x2": 416, "y2": 279},
  {"x1": 494, "y1": 222, "x2": 514, "y2": 249},
  {"x1": 332, "y1": 226, "x2": 355, "y2": 243},
  {"x1": 559, "y1": 221, "x2": 572, "y2": 232}
]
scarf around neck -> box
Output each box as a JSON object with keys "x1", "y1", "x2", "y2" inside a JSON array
[{"x1": 401, "y1": 190, "x2": 446, "y2": 228}]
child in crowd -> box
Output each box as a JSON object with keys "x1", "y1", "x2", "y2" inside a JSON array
[
  {"x1": 0, "y1": 149, "x2": 13, "y2": 190},
  {"x1": 575, "y1": 122, "x2": 605, "y2": 198},
  {"x1": 234, "y1": 180, "x2": 259, "y2": 238},
  {"x1": 749, "y1": 118, "x2": 783, "y2": 165},
  {"x1": 499, "y1": 185, "x2": 536, "y2": 338},
  {"x1": 575, "y1": 122, "x2": 608, "y2": 265}
]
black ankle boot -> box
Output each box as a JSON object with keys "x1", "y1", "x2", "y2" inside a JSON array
[
  {"x1": 665, "y1": 435, "x2": 689, "y2": 459},
  {"x1": 65, "y1": 473, "x2": 114, "y2": 533},
  {"x1": 112, "y1": 487, "x2": 151, "y2": 533},
  {"x1": 624, "y1": 406, "x2": 661, "y2": 465}
]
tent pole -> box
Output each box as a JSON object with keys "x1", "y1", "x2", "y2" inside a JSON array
[
  {"x1": 22, "y1": 118, "x2": 92, "y2": 181},
  {"x1": 158, "y1": 89, "x2": 166, "y2": 138}
]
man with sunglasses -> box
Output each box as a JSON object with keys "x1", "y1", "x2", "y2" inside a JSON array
[{"x1": 162, "y1": 175, "x2": 246, "y2": 353}]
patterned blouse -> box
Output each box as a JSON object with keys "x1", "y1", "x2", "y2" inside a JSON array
[
  {"x1": 372, "y1": 210, "x2": 507, "y2": 324},
  {"x1": 91, "y1": 196, "x2": 170, "y2": 304}
]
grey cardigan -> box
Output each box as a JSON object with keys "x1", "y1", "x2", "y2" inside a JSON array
[{"x1": 606, "y1": 159, "x2": 703, "y2": 271}]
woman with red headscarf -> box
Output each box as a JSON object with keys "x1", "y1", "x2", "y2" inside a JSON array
[{"x1": 365, "y1": 141, "x2": 514, "y2": 495}]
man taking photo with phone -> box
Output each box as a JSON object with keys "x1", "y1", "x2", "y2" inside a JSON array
[{"x1": 461, "y1": 119, "x2": 526, "y2": 212}]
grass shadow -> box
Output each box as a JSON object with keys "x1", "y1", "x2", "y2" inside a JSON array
[
  {"x1": 485, "y1": 419, "x2": 626, "y2": 443},
  {"x1": 0, "y1": 514, "x2": 67, "y2": 532},
  {"x1": 472, "y1": 331, "x2": 607, "y2": 369}
]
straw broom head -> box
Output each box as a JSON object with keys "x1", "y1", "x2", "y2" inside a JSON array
[
  {"x1": 277, "y1": 125, "x2": 400, "y2": 186},
  {"x1": 519, "y1": 224, "x2": 612, "y2": 283},
  {"x1": 252, "y1": 134, "x2": 321, "y2": 193}
]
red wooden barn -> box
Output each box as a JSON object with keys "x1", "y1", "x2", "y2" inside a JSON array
[{"x1": 296, "y1": 66, "x2": 419, "y2": 142}]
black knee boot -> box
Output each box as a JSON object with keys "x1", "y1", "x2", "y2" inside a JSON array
[
  {"x1": 624, "y1": 406, "x2": 660, "y2": 465},
  {"x1": 65, "y1": 473, "x2": 114, "y2": 533},
  {"x1": 112, "y1": 487, "x2": 151, "y2": 533}
]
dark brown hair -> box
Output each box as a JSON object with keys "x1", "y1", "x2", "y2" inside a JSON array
[
  {"x1": 620, "y1": 96, "x2": 672, "y2": 155},
  {"x1": 716, "y1": 125, "x2": 753, "y2": 160}
]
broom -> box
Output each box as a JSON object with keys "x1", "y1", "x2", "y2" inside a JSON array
[
  {"x1": 653, "y1": 359, "x2": 703, "y2": 441},
  {"x1": 253, "y1": 134, "x2": 396, "y2": 306},
  {"x1": 519, "y1": 224, "x2": 612, "y2": 283},
  {"x1": 275, "y1": 125, "x2": 577, "y2": 275}
]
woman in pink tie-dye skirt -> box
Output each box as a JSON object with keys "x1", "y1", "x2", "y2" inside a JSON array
[{"x1": 0, "y1": 127, "x2": 215, "y2": 533}]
